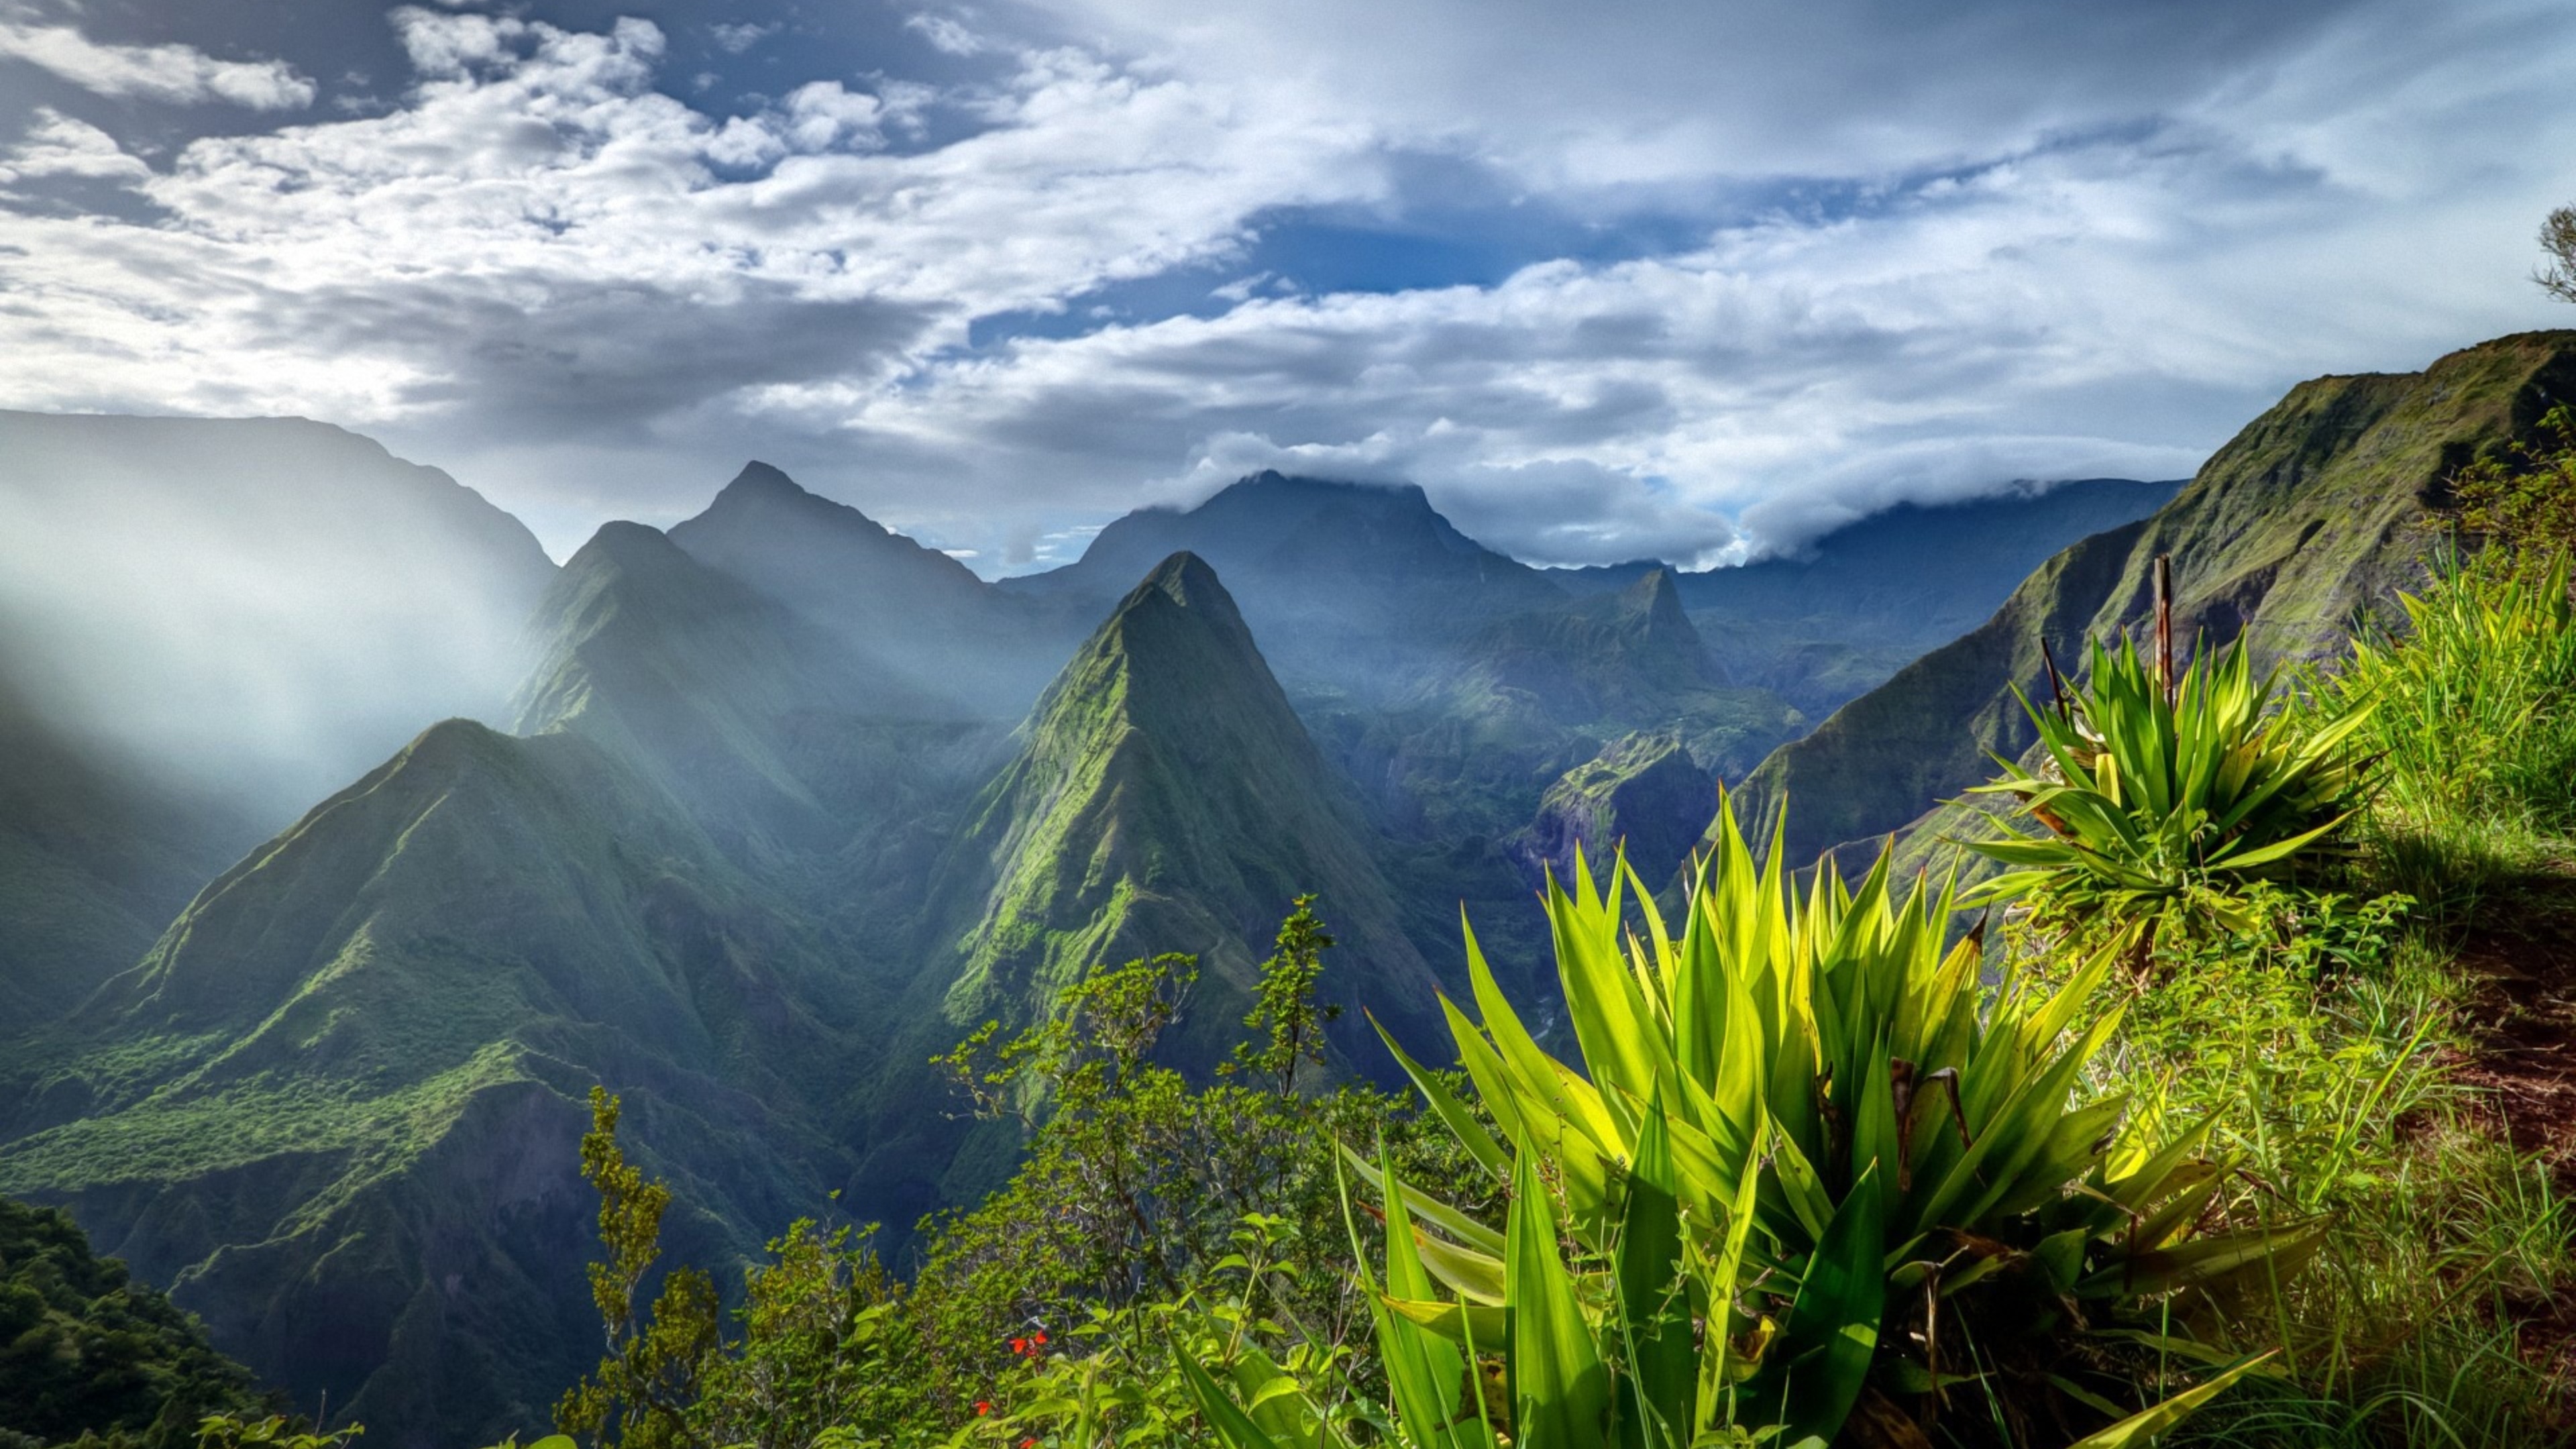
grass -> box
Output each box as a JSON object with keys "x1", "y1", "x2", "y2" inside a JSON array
[
  {"x1": 2300, "y1": 550, "x2": 2576, "y2": 919},
  {"x1": 2043, "y1": 547, "x2": 2576, "y2": 1445}
]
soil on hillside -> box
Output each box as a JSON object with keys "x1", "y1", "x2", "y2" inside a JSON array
[
  {"x1": 2446, "y1": 867, "x2": 2576, "y2": 1401},
  {"x1": 2452, "y1": 871, "x2": 2576, "y2": 1177}
]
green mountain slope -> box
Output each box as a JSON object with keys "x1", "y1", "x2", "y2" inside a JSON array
[
  {"x1": 1324, "y1": 570, "x2": 1799, "y2": 844},
  {"x1": 0, "y1": 412, "x2": 559, "y2": 1030},
  {"x1": 0, "y1": 721, "x2": 873, "y2": 1449},
  {"x1": 510, "y1": 520, "x2": 966, "y2": 843},
  {"x1": 1739, "y1": 330, "x2": 2576, "y2": 863},
  {"x1": 0, "y1": 667, "x2": 250, "y2": 1029},
  {"x1": 835, "y1": 553, "x2": 1450, "y2": 1224},
  {"x1": 1436, "y1": 568, "x2": 1729, "y2": 724},
  {"x1": 1508, "y1": 731, "x2": 1717, "y2": 889},
  {"x1": 938, "y1": 552, "x2": 1442, "y2": 1044}
]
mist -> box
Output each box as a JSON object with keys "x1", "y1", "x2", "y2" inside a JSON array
[{"x1": 0, "y1": 411, "x2": 557, "y2": 831}]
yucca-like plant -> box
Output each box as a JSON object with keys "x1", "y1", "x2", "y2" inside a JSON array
[
  {"x1": 1961, "y1": 633, "x2": 2371, "y2": 934},
  {"x1": 1189, "y1": 797, "x2": 2308, "y2": 1449}
]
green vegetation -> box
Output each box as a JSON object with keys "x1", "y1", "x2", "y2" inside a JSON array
[
  {"x1": 1740, "y1": 330, "x2": 2576, "y2": 865},
  {"x1": 1947, "y1": 409, "x2": 2576, "y2": 1443},
  {"x1": 0, "y1": 1195, "x2": 271, "y2": 1449},
  {"x1": 2300, "y1": 550, "x2": 2576, "y2": 912},
  {"x1": 1962, "y1": 626, "x2": 2370, "y2": 936},
  {"x1": 941, "y1": 551, "x2": 1441, "y2": 1059},
  {"x1": 16, "y1": 337, "x2": 2576, "y2": 1448},
  {"x1": 1194, "y1": 810, "x2": 2312, "y2": 1449},
  {"x1": 508, "y1": 899, "x2": 1483, "y2": 1449}
]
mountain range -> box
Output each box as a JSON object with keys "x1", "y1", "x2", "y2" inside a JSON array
[
  {"x1": 30, "y1": 338, "x2": 2539, "y2": 1442},
  {"x1": 1738, "y1": 329, "x2": 2576, "y2": 867}
]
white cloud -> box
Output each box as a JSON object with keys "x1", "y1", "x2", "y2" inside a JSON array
[
  {"x1": 0, "y1": 107, "x2": 150, "y2": 186},
  {"x1": 708, "y1": 21, "x2": 777, "y2": 54},
  {"x1": 0, "y1": 7, "x2": 1386, "y2": 546},
  {"x1": 788, "y1": 32, "x2": 2576, "y2": 566},
  {"x1": 1016, "y1": 0, "x2": 2404, "y2": 189},
  {"x1": 0, "y1": 20, "x2": 315, "y2": 109},
  {"x1": 0, "y1": 0, "x2": 2569, "y2": 568},
  {"x1": 906, "y1": 13, "x2": 987, "y2": 56}
]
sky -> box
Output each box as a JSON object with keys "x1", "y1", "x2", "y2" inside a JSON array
[{"x1": 0, "y1": 0, "x2": 2571, "y2": 573}]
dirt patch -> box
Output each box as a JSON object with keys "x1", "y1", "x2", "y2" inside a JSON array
[
  {"x1": 2451, "y1": 873, "x2": 2576, "y2": 1185},
  {"x1": 2445, "y1": 869, "x2": 2576, "y2": 1401}
]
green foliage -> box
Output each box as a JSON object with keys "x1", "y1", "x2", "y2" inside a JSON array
[
  {"x1": 679, "y1": 1220, "x2": 920, "y2": 1449},
  {"x1": 1962, "y1": 633, "x2": 2371, "y2": 934},
  {"x1": 1197, "y1": 797, "x2": 2296, "y2": 1449},
  {"x1": 916, "y1": 910, "x2": 1487, "y2": 1425},
  {"x1": 189, "y1": 1418, "x2": 361, "y2": 1449},
  {"x1": 1226, "y1": 895, "x2": 1344, "y2": 1097},
  {"x1": 552, "y1": 1093, "x2": 930, "y2": 1449},
  {"x1": 2447, "y1": 405, "x2": 2576, "y2": 557},
  {"x1": 963, "y1": 1214, "x2": 1353, "y2": 1449},
  {"x1": 557, "y1": 1087, "x2": 722, "y2": 1449},
  {"x1": 2302, "y1": 549, "x2": 2576, "y2": 911},
  {"x1": 0, "y1": 1195, "x2": 271, "y2": 1449},
  {"x1": 2029, "y1": 913, "x2": 2573, "y2": 1444},
  {"x1": 534, "y1": 899, "x2": 1479, "y2": 1449}
]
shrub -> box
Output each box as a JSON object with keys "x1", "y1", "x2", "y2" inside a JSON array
[
  {"x1": 2447, "y1": 404, "x2": 2576, "y2": 556},
  {"x1": 2311, "y1": 550, "x2": 2576, "y2": 875},
  {"x1": 1960, "y1": 633, "x2": 2371, "y2": 938},
  {"x1": 1196, "y1": 796, "x2": 2308, "y2": 1449}
]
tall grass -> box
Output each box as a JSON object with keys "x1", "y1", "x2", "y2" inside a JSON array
[
  {"x1": 2305, "y1": 549, "x2": 2576, "y2": 912},
  {"x1": 2054, "y1": 924, "x2": 2574, "y2": 1444},
  {"x1": 1966, "y1": 546, "x2": 2576, "y2": 1444}
]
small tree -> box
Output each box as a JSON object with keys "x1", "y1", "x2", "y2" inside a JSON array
[
  {"x1": 557, "y1": 1088, "x2": 720, "y2": 1449},
  {"x1": 2540, "y1": 203, "x2": 2576, "y2": 303},
  {"x1": 1224, "y1": 894, "x2": 1342, "y2": 1098},
  {"x1": 557, "y1": 1089, "x2": 923, "y2": 1449}
]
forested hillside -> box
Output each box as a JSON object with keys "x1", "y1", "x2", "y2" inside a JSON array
[{"x1": 5, "y1": 335, "x2": 2560, "y2": 1444}]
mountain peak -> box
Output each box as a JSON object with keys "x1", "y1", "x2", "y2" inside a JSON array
[
  {"x1": 1617, "y1": 566, "x2": 1686, "y2": 628},
  {"x1": 1000, "y1": 471, "x2": 1564, "y2": 702},
  {"x1": 716, "y1": 459, "x2": 814, "y2": 504},
  {"x1": 566, "y1": 519, "x2": 686, "y2": 575},
  {"x1": 1213, "y1": 470, "x2": 1433, "y2": 511},
  {"x1": 1132, "y1": 549, "x2": 1234, "y2": 617},
  {"x1": 941, "y1": 550, "x2": 1437, "y2": 1048},
  {"x1": 1078, "y1": 553, "x2": 1267, "y2": 714},
  {"x1": 696, "y1": 460, "x2": 895, "y2": 540}
]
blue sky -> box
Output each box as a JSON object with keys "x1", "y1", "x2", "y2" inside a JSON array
[{"x1": 1, "y1": 0, "x2": 2571, "y2": 572}]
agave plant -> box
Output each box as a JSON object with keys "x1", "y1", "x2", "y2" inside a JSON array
[
  {"x1": 1962, "y1": 632, "x2": 2371, "y2": 934},
  {"x1": 1189, "y1": 796, "x2": 2308, "y2": 1449}
]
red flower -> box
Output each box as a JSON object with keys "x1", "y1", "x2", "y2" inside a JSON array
[
  {"x1": 1033, "y1": 1332, "x2": 1049, "y2": 1346},
  {"x1": 1020, "y1": 1440, "x2": 1037, "y2": 1448},
  {"x1": 1010, "y1": 1337, "x2": 1028, "y2": 1354},
  {"x1": 974, "y1": 1401, "x2": 993, "y2": 1417}
]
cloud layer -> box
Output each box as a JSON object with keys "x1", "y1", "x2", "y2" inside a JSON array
[
  {"x1": 0, "y1": 0, "x2": 2570, "y2": 566},
  {"x1": 0, "y1": 19, "x2": 314, "y2": 108}
]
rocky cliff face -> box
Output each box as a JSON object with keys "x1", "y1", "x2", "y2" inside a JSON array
[{"x1": 1510, "y1": 731, "x2": 1717, "y2": 890}]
